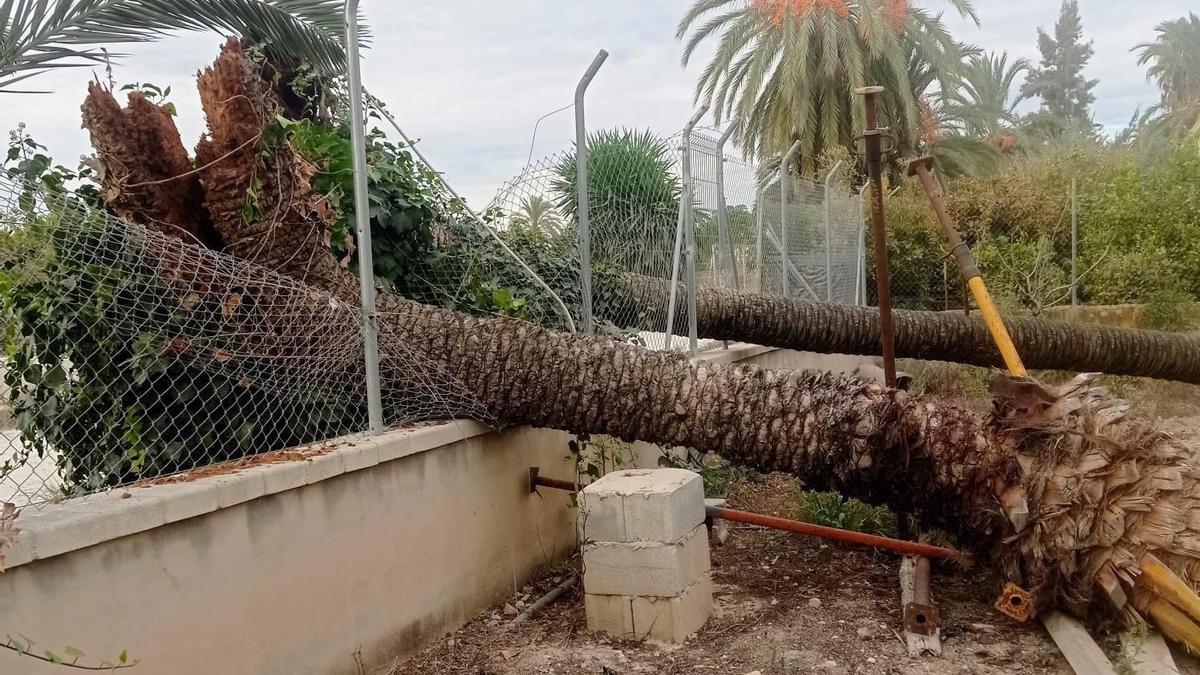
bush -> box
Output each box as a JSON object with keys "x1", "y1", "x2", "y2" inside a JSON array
[
  {"x1": 884, "y1": 142, "x2": 1200, "y2": 311},
  {"x1": 794, "y1": 490, "x2": 898, "y2": 537},
  {"x1": 1143, "y1": 288, "x2": 1195, "y2": 332}
]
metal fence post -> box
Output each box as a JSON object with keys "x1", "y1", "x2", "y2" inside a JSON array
[
  {"x1": 665, "y1": 198, "x2": 686, "y2": 350},
  {"x1": 345, "y1": 0, "x2": 383, "y2": 434},
  {"x1": 754, "y1": 177, "x2": 770, "y2": 293},
  {"x1": 681, "y1": 106, "x2": 708, "y2": 358},
  {"x1": 823, "y1": 160, "x2": 844, "y2": 302},
  {"x1": 574, "y1": 49, "x2": 609, "y2": 336},
  {"x1": 779, "y1": 140, "x2": 803, "y2": 297},
  {"x1": 857, "y1": 188, "x2": 867, "y2": 305},
  {"x1": 1071, "y1": 176, "x2": 1079, "y2": 306},
  {"x1": 715, "y1": 120, "x2": 741, "y2": 290}
]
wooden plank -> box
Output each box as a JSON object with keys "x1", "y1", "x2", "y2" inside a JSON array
[
  {"x1": 1041, "y1": 611, "x2": 1118, "y2": 675},
  {"x1": 1120, "y1": 629, "x2": 1180, "y2": 675},
  {"x1": 900, "y1": 557, "x2": 941, "y2": 657}
]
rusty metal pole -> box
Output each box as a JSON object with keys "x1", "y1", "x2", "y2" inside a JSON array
[{"x1": 856, "y1": 86, "x2": 897, "y2": 388}]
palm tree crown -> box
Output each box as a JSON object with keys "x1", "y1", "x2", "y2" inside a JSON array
[
  {"x1": 1136, "y1": 13, "x2": 1200, "y2": 139},
  {"x1": 947, "y1": 51, "x2": 1030, "y2": 138},
  {"x1": 677, "y1": 0, "x2": 978, "y2": 175},
  {"x1": 0, "y1": 0, "x2": 360, "y2": 92}
]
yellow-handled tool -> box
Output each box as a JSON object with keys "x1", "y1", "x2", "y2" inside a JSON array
[{"x1": 907, "y1": 157, "x2": 1028, "y2": 378}]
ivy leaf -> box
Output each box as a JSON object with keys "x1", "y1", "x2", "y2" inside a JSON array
[{"x1": 63, "y1": 645, "x2": 85, "y2": 659}]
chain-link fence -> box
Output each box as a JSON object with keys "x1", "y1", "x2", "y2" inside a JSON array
[
  {"x1": 0, "y1": 104, "x2": 867, "y2": 508},
  {"x1": 487, "y1": 127, "x2": 867, "y2": 351},
  {"x1": 0, "y1": 176, "x2": 491, "y2": 507}
]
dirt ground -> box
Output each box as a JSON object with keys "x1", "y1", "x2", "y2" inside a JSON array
[
  {"x1": 388, "y1": 475, "x2": 1200, "y2": 675},
  {"x1": 386, "y1": 376, "x2": 1200, "y2": 675}
]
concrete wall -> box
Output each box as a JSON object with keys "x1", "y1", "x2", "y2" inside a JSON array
[
  {"x1": 1043, "y1": 303, "x2": 1200, "y2": 330},
  {"x1": 0, "y1": 344, "x2": 869, "y2": 675},
  {"x1": 1, "y1": 423, "x2": 580, "y2": 674}
]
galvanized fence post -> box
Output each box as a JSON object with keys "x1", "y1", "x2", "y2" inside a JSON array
[
  {"x1": 857, "y1": 188, "x2": 867, "y2": 306},
  {"x1": 715, "y1": 120, "x2": 741, "y2": 290},
  {"x1": 345, "y1": 0, "x2": 383, "y2": 434},
  {"x1": 755, "y1": 176, "x2": 771, "y2": 293},
  {"x1": 779, "y1": 140, "x2": 802, "y2": 297},
  {"x1": 574, "y1": 49, "x2": 609, "y2": 336},
  {"x1": 823, "y1": 160, "x2": 844, "y2": 302},
  {"x1": 664, "y1": 106, "x2": 708, "y2": 354},
  {"x1": 1071, "y1": 176, "x2": 1079, "y2": 306},
  {"x1": 665, "y1": 192, "x2": 686, "y2": 350},
  {"x1": 683, "y1": 108, "x2": 708, "y2": 358}
]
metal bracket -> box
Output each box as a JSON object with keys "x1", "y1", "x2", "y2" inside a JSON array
[
  {"x1": 995, "y1": 582, "x2": 1037, "y2": 622},
  {"x1": 904, "y1": 602, "x2": 941, "y2": 636}
]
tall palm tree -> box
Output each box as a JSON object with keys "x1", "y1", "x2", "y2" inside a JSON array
[
  {"x1": 0, "y1": 0, "x2": 356, "y2": 92},
  {"x1": 1136, "y1": 13, "x2": 1200, "y2": 140},
  {"x1": 514, "y1": 195, "x2": 562, "y2": 235},
  {"x1": 677, "y1": 0, "x2": 978, "y2": 175}
]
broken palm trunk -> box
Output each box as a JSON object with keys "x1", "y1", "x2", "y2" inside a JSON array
[{"x1": 77, "y1": 39, "x2": 1200, "y2": 643}]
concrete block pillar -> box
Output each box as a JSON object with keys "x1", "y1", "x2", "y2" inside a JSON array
[{"x1": 580, "y1": 469, "x2": 713, "y2": 643}]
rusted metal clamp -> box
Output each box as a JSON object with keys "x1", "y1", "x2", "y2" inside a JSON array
[{"x1": 995, "y1": 582, "x2": 1036, "y2": 622}]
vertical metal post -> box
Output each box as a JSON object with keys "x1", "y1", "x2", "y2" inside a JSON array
[
  {"x1": 575, "y1": 49, "x2": 609, "y2": 336},
  {"x1": 779, "y1": 140, "x2": 803, "y2": 296},
  {"x1": 856, "y1": 187, "x2": 866, "y2": 305},
  {"x1": 715, "y1": 120, "x2": 741, "y2": 290},
  {"x1": 682, "y1": 106, "x2": 709, "y2": 358},
  {"x1": 346, "y1": 0, "x2": 383, "y2": 433},
  {"x1": 664, "y1": 201, "x2": 686, "y2": 351},
  {"x1": 754, "y1": 177, "x2": 770, "y2": 293},
  {"x1": 856, "y1": 86, "x2": 897, "y2": 388},
  {"x1": 823, "y1": 160, "x2": 844, "y2": 302},
  {"x1": 1071, "y1": 176, "x2": 1079, "y2": 306}
]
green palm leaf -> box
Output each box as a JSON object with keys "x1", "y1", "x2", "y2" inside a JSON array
[
  {"x1": 677, "y1": 0, "x2": 977, "y2": 175},
  {"x1": 1135, "y1": 12, "x2": 1200, "y2": 141},
  {"x1": 0, "y1": 0, "x2": 365, "y2": 92}
]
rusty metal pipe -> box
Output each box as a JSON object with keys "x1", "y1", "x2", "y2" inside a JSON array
[
  {"x1": 904, "y1": 555, "x2": 941, "y2": 636},
  {"x1": 528, "y1": 467, "x2": 581, "y2": 494},
  {"x1": 856, "y1": 86, "x2": 897, "y2": 388},
  {"x1": 706, "y1": 506, "x2": 961, "y2": 561},
  {"x1": 914, "y1": 555, "x2": 932, "y2": 605}
]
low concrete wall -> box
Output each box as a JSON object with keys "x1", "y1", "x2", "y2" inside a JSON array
[
  {"x1": 2, "y1": 423, "x2": 580, "y2": 674},
  {"x1": 0, "y1": 344, "x2": 869, "y2": 674},
  {"x1": 1043, "y1": 303, "x2": 1200, "y2": 330}
]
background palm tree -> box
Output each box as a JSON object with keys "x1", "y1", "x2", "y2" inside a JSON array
[
  {"x1": 0, "y1": 0, "x2": 357, "y2": 92},
  {"x1": 514, "y1": 195, "x2": 562, "y2": 235},
  {"x1": 944, "y1": 51, "x2": 1030, "y2": 140},
  {"x1": 913, "y1": 51, "x2": 1029, "y2": 177},
  {"x1": 677, "y1": 0, "x2": 978, "y2": 176},
  {"x1": 1136, "y1": 13, "x2": 1200, "y2": 140}
]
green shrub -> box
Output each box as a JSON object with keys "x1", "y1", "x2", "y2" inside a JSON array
[
  {"x1": 1143, "y1": 288, "x2": 1194, "y2": 332},
  {"x1": 657, "y1": 452, "x2": 760, "y2": 498},
  {"x1": 551, "y1": 128, "x2": 680, "y2": 272},
  {"x1": 793, "y1": 490, "x2": 898, "y2": 537}
]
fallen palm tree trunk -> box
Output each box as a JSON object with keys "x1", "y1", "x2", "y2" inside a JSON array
[
  {"x1": 615, "y1": 275, "x2": 1200, "y2": 385},
  {"x1": 76, "y1": 39, "x2": 1200, "y2": 639}
]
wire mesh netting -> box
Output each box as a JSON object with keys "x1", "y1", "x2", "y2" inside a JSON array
[
  {"x1": 485, "y1": 127, "x2": 867, "y2": 349},
  {"x1": 0, "y1": 176, "x2": 491, "y2": 507}
]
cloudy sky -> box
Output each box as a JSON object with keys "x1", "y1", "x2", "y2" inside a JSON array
[{"x1": 0, "y1": 0, "x2": 1191, "y2": 206}]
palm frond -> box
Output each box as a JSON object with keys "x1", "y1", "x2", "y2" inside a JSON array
[
  {"x1": 678, "y1": 0, "x2": 975, "y2": 174},
  {"x1": 0, "y1": 0, "x2": 365, "y2": 92}
]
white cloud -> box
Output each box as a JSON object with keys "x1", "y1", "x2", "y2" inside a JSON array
[{"x1": 0, "y1": 0, "x2": 1190, "y2": 207}]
